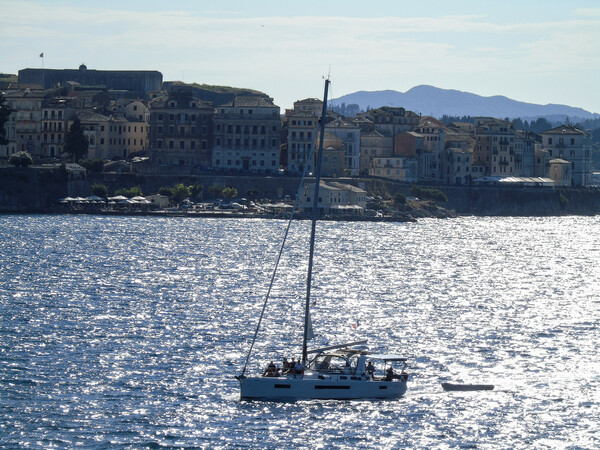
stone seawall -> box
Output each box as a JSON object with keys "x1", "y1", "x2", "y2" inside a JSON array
[{"x1": 2, "y1": 166, "x2": 600, "y2": 216}]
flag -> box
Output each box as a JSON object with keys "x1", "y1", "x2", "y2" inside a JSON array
[
  {"x1": 39, "y1": 53, "x2": 44, "y2": 57},
  {"x1": 352, "y1": 319, "x2": 360, "y2": 329}
]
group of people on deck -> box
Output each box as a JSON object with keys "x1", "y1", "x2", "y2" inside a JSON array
[
  {"x1": 262, "y1": 357, "x2": 407, "y2": 381},
  {"x1": 262, "y1": 357, "x2": 304, "y2": 377}
]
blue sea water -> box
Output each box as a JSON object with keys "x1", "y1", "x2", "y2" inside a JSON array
[{"x1": 0, "y1": 214, "x2": 599, "y2": 448}]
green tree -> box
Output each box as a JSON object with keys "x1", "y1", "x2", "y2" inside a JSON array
[
  {"x1": 115, "y1": 186, "x2": 143, "y2": 198},
  {"x1": 0, "y1": 94, "x2": 13, "y2": 145},
  {"x1": 79, "y1": 158, "x2": 104, "y2": 173},
  {"x1": 91, "y1": 183, "x2": 108, "y2": 198},
  {"x1": 189, "y1": 183, "x2": 204, "y2": 201},
  {"x1": 207, "y1": 185, "x2": 224, "y2": 199},
  {"x1": 409, "y1": 186, "x2": 448, "y2": 202},
  {"x1": 222, "y1": 186, "x2": 238, "y2": 199},
  {"x1": 158, "y1": 186, "x2": 173, "y2": 197},
  {"x1": 65, "y1": 119, "x2": 89, "y2": 162},
  {"x1": 393, "y1": 192, "x2": 406, "y2": 205},
  {"x1": 9, "y1": 151, "x2": 33, "y2": 167},
  {"x1": 170, "y1": 183, "x2": 190, "y2": 204}
]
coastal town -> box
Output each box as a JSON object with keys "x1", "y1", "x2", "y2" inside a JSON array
[{"x1": 1, "y1": 65, "x2": 599, "y2": 215}]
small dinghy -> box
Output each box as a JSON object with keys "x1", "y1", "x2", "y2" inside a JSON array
[{"x1": 441, "y1": 383, "x2": 494, "y2": 392}]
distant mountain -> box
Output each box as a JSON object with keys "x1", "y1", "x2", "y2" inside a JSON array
[{"x1": 330, "y1": 85, "x2": 598, "y2": 122}]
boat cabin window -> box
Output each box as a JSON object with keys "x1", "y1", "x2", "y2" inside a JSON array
[{"x1": 309, "y1": 354, "x2": 355, "y2": 374}]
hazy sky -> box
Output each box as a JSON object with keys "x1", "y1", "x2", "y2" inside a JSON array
[{"x1": 1, "y1": 0, "x2": 599, "y2": 113}]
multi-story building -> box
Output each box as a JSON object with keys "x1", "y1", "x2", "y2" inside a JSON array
[
  {"x1": 414, "y1": 117, "x2": 447, "y2": 181},
  {"x1": 539, "y1": 125, "x2": 592, "y2": 186},
  {"x1": 394, "y1": 131, "x2": 430, "y2": 180},
  {"x1": 514, "y1": 130, "x2": 539, "y2": 177},
  {"x1": 114, "y1": 99, "x2": 149, "y2": 123},
  {"x1": 534, "y1": 148, "x2": 551, "y2": 178},
  {"x1": 287, "y1": 110, "x2": 319, "y2": 174},
  {"x1": 359, "y1": 130, "x2": 391, "y2": 175},
  {"x1": 212, "y1": 96, "x2": 280, "y2": 172},
  {"x1": 149, "y1": 85, "x2": 213, "y2": 168},
  {"x1": 299, "y1": 181, "x2": 367, "y2": 216},
  {"x1": 41, "y1": 98, "x2": 78, "y2": 158},
  {"x1": 441, "y1": 148, "x2": 473, "y2": 185},
  {"x1": 324, "y1": 118, "x2": 361, "y2": 176},
  {"x1": 549, "y1": 158, "x2": 572, "y2": 186},
  {"x1": 19, "y1": 65, "x2": 162, "y2": 97},
  {"x1": 473, "y1": 117, "x2": 516, "y2": 177},
  {"x1": 320, "y1": 132, "x2": 346, "y2": 177},
  {"x1": 369, "y1": 156, "x2": 418, "y2": 182},
  {"x1": 357, "y1": 107, "x2": 420, "y2": 143},
  {"x1": 78, "y1": 111, "x2": 148, "y2": 161},
  {"x1": 3, "y1": 88, "x2": 45, "y2": 158}
]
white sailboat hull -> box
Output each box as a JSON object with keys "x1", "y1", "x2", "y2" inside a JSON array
[{"x1": 239, "y1": 373, "x2": 407, "y2": 401}]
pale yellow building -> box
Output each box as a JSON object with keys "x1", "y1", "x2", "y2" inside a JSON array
[
  {"x1": 369, "y1": 156, "x2": 418, "y2": 182},
  {"x1": 549, "y1": 158, "x2": 572, "y2": 187}
]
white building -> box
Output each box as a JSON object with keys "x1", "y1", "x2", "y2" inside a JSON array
[
  {"x1": 540, "y1": 125, "x2": 592, "y2": 186},
  {"x1": 299, "y1": 181, "x2": 367, "y2": 215}
]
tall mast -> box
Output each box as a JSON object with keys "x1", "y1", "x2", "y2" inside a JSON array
[{"x1": 302, "y1": 78, "x2": 330, "y2": 365}]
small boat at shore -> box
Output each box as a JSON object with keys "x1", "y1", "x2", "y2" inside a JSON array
[{"x1": 441, "y1": 382, "x2": 494, "y2": 392}]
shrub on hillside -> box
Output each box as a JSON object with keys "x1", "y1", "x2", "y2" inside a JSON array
[{"x1": 410, "y1": 186, "x2": 448, "y2": 202}]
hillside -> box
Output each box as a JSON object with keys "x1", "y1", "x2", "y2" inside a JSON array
[{"x1": 331, "y1": 85, "x2": 598, "y2": 122}]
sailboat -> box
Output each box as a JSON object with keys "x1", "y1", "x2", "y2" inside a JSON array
[{"x1": 236, "y1": 79, "x2": 409, "y2": 400}]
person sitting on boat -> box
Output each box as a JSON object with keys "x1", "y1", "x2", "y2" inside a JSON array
[
  {"x1": 366, "y1": 361, "x2": 375, "y2": 377},
  {"x1": 385, "y1": 366, "x2": 394, "y2": 381},
  {"x1": 289, "y1": 358, "x2": 296, "y2": 374},
  {"x1": 294, "y1": 360, "x2": 304, "y2": 377},
  {"x1": 282, "y1": 357, "x2": 290, "y2": 372},
  {"x1": 263, "y1": 361, "x2": 277, "y2": 377}
]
